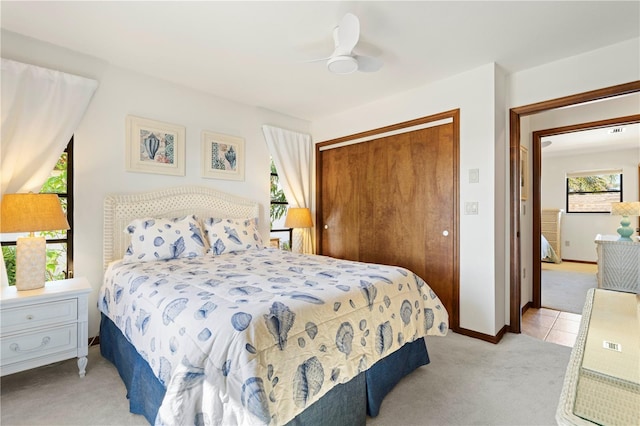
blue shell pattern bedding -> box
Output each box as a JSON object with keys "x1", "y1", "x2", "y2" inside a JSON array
[{"x1": 98, "y1": 248, "x2": 449, "y2": 425}]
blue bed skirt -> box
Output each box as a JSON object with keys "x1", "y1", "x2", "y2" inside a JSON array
[{"x1": 100, "y1": 313, "x2": 429, "y2": 425}]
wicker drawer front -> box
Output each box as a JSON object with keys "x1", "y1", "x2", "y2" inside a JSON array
[
  {"x1": 0, "y1": 323, "x2": 78, "y2": 365},
  {"x1": 1, "y1": 299, "x2": 77, "y2": 334}
]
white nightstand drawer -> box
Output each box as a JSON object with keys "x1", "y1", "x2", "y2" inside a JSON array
[
  {"x1": 1, "y1": 298, "x2": 78, "y2": 334},
  {"x1": 0, "y1": 278, "x2": 91, "y2": 377},
  {"x1": 1, "y1": 323, "x2": 78, "y2": 365}
]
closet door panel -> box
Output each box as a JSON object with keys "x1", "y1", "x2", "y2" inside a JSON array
[
  {"x1": 417, "y1": 124, "x2": 455, "y2": 315},
  {"x1": 320, "y1": 143, "x2": 361, "y2": 261},
  {"x1": 319, "y1": 119, "x2": 457, "y2": 319}
]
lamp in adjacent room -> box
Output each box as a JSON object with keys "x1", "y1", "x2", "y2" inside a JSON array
[
  {"x1": 285, "y1": 207, "x2": 313, "y2": 252},
  {"x1": 0, "y1": 193, "x2": 70, "y2": 290},
  {"x1": 610, "y1": 201, "x2": 640, "y2": 242}
]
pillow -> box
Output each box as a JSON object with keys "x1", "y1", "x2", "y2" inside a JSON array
[
  {"x1": 203, "y1": 217, "x2": 263, "y2": 255},
  {"x1": 123, "y1": 215, "x2": 208, "y2": 263}
]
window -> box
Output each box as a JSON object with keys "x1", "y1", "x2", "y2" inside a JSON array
[
  {"x1": 270, "y1": 159, "x2": 291, "y2": 249},
  {"x1": 2, "y1": 138, "x2": 74, "y2": 285},
  {"x1": 566, "y1": 169, "x2": 622, "y2": 213}
]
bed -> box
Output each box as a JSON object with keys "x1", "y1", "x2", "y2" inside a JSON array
[
  {"x1": 541, "y1": 234, "x2": 561, "y2": 263},
  {"x1": 98, "y1": 185, "x2": 449, "y2": 425}
]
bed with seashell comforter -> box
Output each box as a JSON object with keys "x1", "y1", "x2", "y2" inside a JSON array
[{"x1": 98, "y1": 186, "x2": 449, "y2": 426}]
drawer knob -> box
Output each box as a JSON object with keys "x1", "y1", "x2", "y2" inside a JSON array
[{"x1": 9, "y1": 336, "x2": 51, "y2": 353}]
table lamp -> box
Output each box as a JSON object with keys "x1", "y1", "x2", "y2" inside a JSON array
[
  {"x1": 1, "y1": 193, "x2": 70, "y2": 290},
  {"x1": 610, "y1": 201, "x2": 640, "y2": 242},
  {"x1": 285, "y1": 207, "x2": 313, "y2": 252}
]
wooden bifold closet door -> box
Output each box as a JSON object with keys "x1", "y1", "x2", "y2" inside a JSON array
[{"x1": 317, "y1": 115, "x2": 459, "y2": 326}]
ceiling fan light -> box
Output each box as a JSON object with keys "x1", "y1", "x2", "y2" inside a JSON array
[{"x1": 327, "y1": 56, "x2": 358, "y2": 74}]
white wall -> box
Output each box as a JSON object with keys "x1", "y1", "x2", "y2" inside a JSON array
[
  {"x1": 511, "y1": 37, "x2": 640, "y2": 311},
  {"x1": 1, "y1": 31, "x2": 311, "y2": 336},
  {"x1": 313, "y1": 63, "x2": 504, "y2": 336},
  {"x1": 541, "y1": 148, "x2": 639, "y2": 261}
]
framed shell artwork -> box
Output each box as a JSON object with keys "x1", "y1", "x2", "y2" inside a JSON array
[
  {"x1": 125, "y1": 115, "x2": 186, "y2": 176},
  {"x1": 201, "y1": 131, "x2": 245, "y2": 181}
]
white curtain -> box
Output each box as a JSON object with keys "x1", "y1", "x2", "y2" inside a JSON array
[
  {"x1": 1, "y1": 58, "x2": 98, "y2": 286},
  {"x1": 262, "y1": 125, "x2": 313, "y2": 254}
]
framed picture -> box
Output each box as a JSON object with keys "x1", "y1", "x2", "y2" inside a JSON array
[
  {"x1": 520, "y1": 145, "x2": 528, "y2": 200},
  {"x1": 126, "y1": 115, "x2": 185, "y2": 176},
  {"x1": 201, "y1": 131, "x2": 245, "y2": 181}
]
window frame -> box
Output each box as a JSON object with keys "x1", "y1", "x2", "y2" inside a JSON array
[
  {"x1": 565, "y1": 170, "x2": 623, "y2": 214},
  {"x1": 269, "y1": 165, "x2": 292, "y2": 246}
]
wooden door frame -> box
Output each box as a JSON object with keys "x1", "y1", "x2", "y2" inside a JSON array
[
  {"x1": 316, "y1": 109, "x2": 460, "y2": 331},
  {"x1": 531, "y1": 114, "x2": 640, "y2": 308},
  {"x1": 509, "y1": 81, "x2": 640, "y2": 333}
]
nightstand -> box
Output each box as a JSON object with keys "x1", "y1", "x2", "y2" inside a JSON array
[{"x1": 0, "y1": 277, "x2": 92, "y2": 377}]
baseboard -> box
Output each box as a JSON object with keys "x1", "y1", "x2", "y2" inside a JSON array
[
  {"x1": 453, "y1": 325, "x2": 508, "y2": 344},
  {"x1": 522, "y1": 301, "x2": 533, "y2": 315},
  {"x1": 560, "y1": 259, "x2": 597, "y2": 265}
]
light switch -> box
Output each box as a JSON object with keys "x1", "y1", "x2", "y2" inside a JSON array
[
  {"x1": 469, "y1": 169, "x2": 479, "y2": 183},
  {"x1": 465, "y1": 202, "x2": 479, "y2": 215}
]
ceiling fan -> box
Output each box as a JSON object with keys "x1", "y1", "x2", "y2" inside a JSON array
[{"x1": 311, "y1": 13, "x2": 383, "y2": 75}]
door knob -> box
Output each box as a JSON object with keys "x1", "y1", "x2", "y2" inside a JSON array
[
  {"x1": 324, "y1": 225, "x2": 329, "y2": 229},
  {"x1": 442, "y1": 230, "x2": 449, "y2": 236}
]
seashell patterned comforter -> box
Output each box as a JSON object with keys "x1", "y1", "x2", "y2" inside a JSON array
[{"x1": 98, "y1": 248, "x2": 449, "y2": 425}]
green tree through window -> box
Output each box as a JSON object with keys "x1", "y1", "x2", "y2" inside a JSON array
[{"x1": 270, "y1": 159, "x2": 291, "y2": 250}]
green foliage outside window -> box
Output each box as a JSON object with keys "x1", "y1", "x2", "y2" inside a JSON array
[
  {"x1": 567, "y1": 174, "x2": 619, "y2": 193},
  {"x1": 2, "y1": 246, "x2": 16, "y2": 285},
  {"x1": 270, "y1": 160, "x2": 288, "y2": 227}
]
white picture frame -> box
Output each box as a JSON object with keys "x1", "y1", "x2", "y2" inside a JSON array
[
  {"x1": 125, "y1": 115, "x2": 185, "y2": 176},
  {"x1": 201, "y1": 131, "x2": 245, "y2": 181}
]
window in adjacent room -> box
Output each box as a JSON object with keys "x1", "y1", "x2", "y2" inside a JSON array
[
  {"x1": 566, "y1": 169, "x2": 622, "y2": 213},
  {"x1": 270, "y1": 158, "x2": 292, "y2": 250},
  {"x1": 2, "y1": 138, "x2": 74, "y2": 285}
]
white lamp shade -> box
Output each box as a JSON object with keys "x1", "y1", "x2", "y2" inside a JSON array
[
  {"x1": 285, "y1": 208, "x2": 313, "y2": 229},
  {"x1": 1, "y1": 193, "x2": 70, "y2": 233},
  {"x1": 611, "y1": 201, "x2": 640, "y2": 217}
]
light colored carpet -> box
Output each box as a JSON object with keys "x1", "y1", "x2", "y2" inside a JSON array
[
  {"x1": 542, "y1": 268, "x2": 597, "y2": 314},
  {"x1": 1, "y1": 332, "x2": 571, "y2": 426}
]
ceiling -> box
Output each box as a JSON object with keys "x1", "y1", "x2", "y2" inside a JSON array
[
  {"x1": 541, "y1": 122, "x2": 640, "y2": 158},
  {"x1": 1, "y1": 1, "x2": 639, "y2": 121}
]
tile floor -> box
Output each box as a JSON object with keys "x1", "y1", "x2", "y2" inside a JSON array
[{"x1": 522, "y1": 307, "x2": 582, "y2": 348}]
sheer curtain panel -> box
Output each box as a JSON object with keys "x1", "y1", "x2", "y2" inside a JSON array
[
  {"x1": 262, "y1": 125, "x2": 313, "y2": 254},
  {"x1": 0, "y1": 58, "x2": 98, "y2": 286}
]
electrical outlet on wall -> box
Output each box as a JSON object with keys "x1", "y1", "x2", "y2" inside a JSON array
[{"x1": 565, "y1": 241, "x2": 570, "y2": 247}]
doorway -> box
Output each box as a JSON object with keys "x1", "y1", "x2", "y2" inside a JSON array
[
  {"x1": 509, "y1": 81, "x2": 640, "y2": 333},
  {"x1": 531, "y1": 117, "x2": 640, "y2": 310}
]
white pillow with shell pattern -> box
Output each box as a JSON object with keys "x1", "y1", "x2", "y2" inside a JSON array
[
  {"x1": 203, "y1": 217, "x2": 263, "y2": 255},
  {"x1": 123, "y1": 215, "x2": 208, "y2": 263}
]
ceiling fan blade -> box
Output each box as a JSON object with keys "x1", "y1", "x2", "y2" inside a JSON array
[
  {"x1": 303, "y1": 56, "x2": 333, "y2": 63},
  {"x1": 335, "y1": 13, "x2": 360, "y2": 55},
  {"x1": 355, "y1": 55, "x2": 383, "y2": 72}
]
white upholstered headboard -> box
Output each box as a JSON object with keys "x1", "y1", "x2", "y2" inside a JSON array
[{"x1": 103, "y1": 185, "x2": 260, "y2": 269}]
